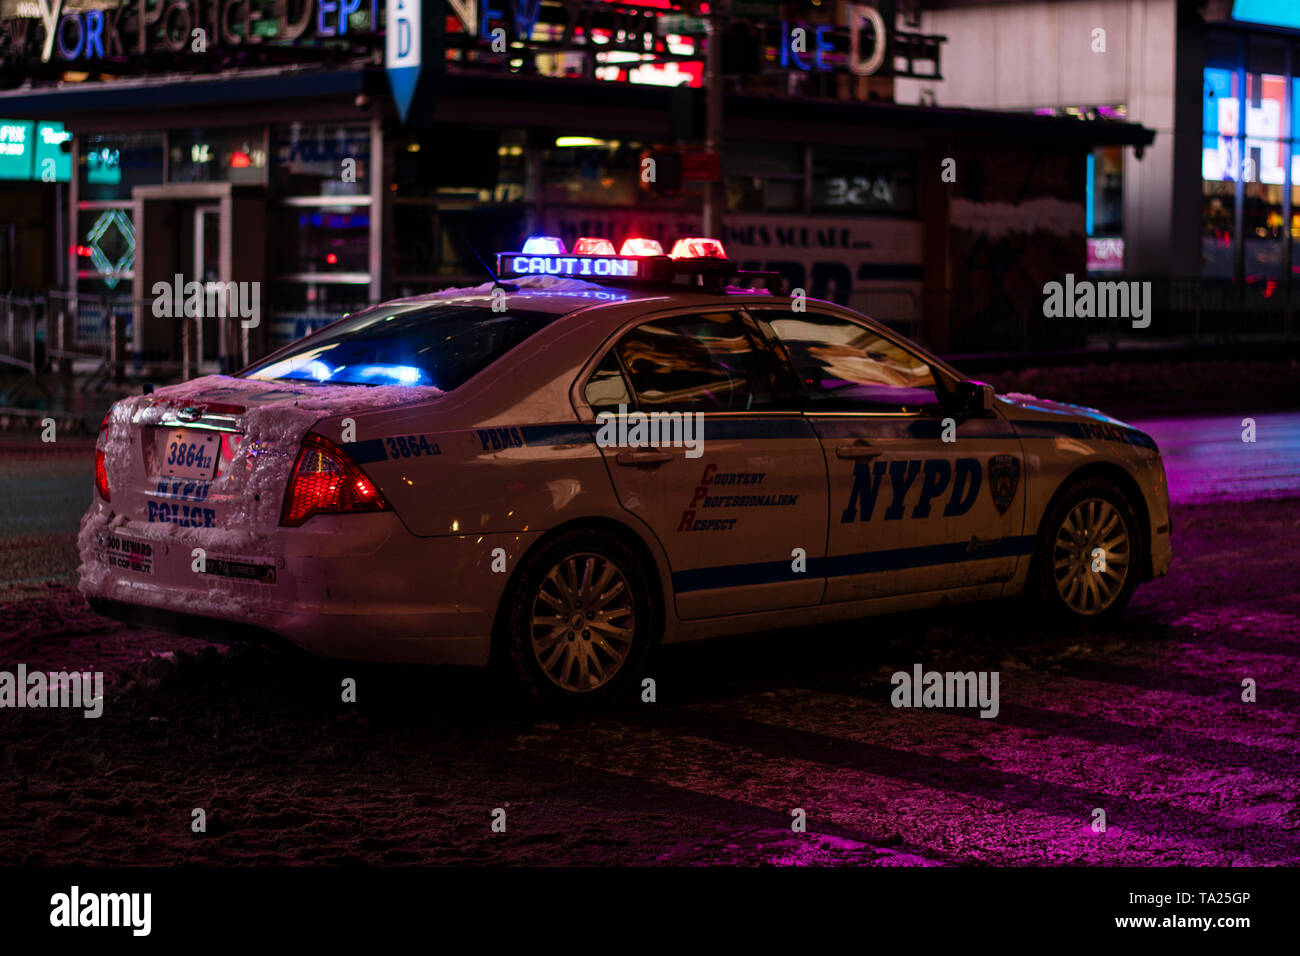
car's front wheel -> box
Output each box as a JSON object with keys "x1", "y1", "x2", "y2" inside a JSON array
[
  {"x1": 1031, "y1": 477, "x2": 1142, "y2": 622},
  {"x1": 499, "y1": 528, "x2": 656, "y2": 710}
]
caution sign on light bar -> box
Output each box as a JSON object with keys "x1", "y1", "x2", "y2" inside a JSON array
[
  {"x1": 497, "y1": 235, "x2": 731, "y2": 281},
  {"x1": 498, "y1": 253, "x2": 648, "y2": 280}
]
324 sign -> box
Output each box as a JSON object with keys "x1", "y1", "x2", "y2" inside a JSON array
[{"x1": 822, "y1": 176, "x2": 896, "y2": 209}]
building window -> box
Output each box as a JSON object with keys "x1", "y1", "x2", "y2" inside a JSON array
[
  {"x1": 1089, "y1": 147, "x2": 1124, "y2": 236},
  {"x1": 1201, "y1": 36, "x2": 1295, "y2": 285},
  {"x1": 77, "y1": 132, "x2": 164, "y2": 202},
  {"x1": 541, "y1": 138, "x2": 645, "y2": 207},
  {"x1": 275, "y1": 206, "x2": 371, "y2": 276},
  {"x1": 268, "y1": 122, "x2": 375, "y2": 348},
  {"x1": 725, "y1": 141, "x2": 805, "y2": 213},
  {"x1": 169, "y1": 127, "x2": 267, "y2": 185},
  {"x1": 1086, "y1": 146, "x2": 1125, "y2": 274},
  {"x1": 811, "y1": 145, "x2": 917, "y2": 216},
  {"x1": 265, "y1": 281, "x2": 374, "y2": 349},
  {"x1": 1291, "y1": 74, "x2": 1300, "y2": 276},
  {"x1": 390, "y1": 127, "x2": 527, "y2": 289},
  {"x1": 271, "y1": 123, "x2": 370, "y2": 197}
]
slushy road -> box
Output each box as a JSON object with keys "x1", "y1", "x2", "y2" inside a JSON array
[
  {"x1": 0, "y1": 411, "x2": 1296, "y2": 865},
  {"x1": 1137, "y1": 410, "x2": 1300, "y2": 503}
]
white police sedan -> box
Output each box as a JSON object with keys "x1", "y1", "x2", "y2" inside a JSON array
[{"x1": 79, "y1": 236, "x2": 1172, "y2": 708}]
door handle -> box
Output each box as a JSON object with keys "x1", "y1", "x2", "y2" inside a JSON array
[
  {"x1": 835, "y1": 442, "x2": 883, "y2": 460},
  {"x1": 615, "y1": 449, "x2": 673, "y2": 466}
]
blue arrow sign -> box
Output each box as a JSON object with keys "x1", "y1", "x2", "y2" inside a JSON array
[{"x1": 386, "y1": 0, "x2": 422, "y2": 123}]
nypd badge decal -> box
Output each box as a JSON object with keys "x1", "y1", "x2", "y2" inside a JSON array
[{"x1": 988, "y1": 454, "x2": 1021, "y2": 515}]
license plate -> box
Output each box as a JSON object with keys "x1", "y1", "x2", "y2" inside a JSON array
[
  {"x1": 160, "y1": 429, "x2": 220, "y2": 480},
  {"x1": 95, "y1": 533, "x2": 154, "y2": 575}
]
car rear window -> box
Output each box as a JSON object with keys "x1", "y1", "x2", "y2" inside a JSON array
[{"x1": 241, "y1": 303, "x2": 558, "y2": 390}]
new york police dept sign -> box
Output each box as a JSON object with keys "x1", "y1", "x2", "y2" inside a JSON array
[{"x1": 0, "y1": 0, "x2": 380, "y2": 64}]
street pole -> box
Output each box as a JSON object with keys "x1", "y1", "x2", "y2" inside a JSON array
[{"x1": 703, "y1": 0, "x2": 727, "y2": 240}]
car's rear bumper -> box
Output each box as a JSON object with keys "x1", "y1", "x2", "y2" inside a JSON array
[{"x1": 78, "y1": 506, "x2": 542, "y2": 667}]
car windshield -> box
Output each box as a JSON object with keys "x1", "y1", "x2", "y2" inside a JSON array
[{"x1": 241, "y1": 302, "x2": 558, "y2": 390}]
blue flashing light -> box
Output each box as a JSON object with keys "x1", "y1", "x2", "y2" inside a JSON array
[
  {"x1": 356, "y1": 364, "x2": 429, "y2": 385},
  {"x1": 521, "y1": 235, "x2": 567, "y2": 254},
  {"x1": 304, "y1": 360, "x2": 338, "y2": 381}
]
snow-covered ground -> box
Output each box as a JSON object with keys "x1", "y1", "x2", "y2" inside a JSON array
[{"x1": 0, "y1": 486, "x2": 1295, "y2": 865}]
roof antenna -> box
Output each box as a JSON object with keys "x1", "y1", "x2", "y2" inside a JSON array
[{"x1": 465, "y1": 238, "x2": 516, "y2": 293}]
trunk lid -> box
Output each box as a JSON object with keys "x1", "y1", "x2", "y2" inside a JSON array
[{"x1": 99, "y1": 375, "x2": 442, "y2": 546}]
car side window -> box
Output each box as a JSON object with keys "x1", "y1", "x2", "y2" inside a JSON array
[
  {"x1": 584, "y1": 349, "x2": 632, "y2": 411},
  {"x1": 762, "y1": 311, "x2": 943, "y2": 413},
  {"x1": 612, "y1": 312, "x2": 790, "y2": 413}
]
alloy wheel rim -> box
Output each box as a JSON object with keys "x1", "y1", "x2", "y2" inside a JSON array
[
  {"x1": 1052, "y1": 497, "x2": 1131, "y2": 615},
  {"x1": 530, "y1": 552, "x2": 636, "y2": 692}
]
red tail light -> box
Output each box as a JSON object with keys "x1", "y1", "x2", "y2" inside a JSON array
[
  {"x1": 281, "y1": 433, "x2": 388, "y2": 527},
  {"x1": 94, "y1": 411, "x2": 111, "y2": 502}
]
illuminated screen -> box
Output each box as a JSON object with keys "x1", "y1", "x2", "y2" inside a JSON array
[
  {"x1": 1232, "y1": 1, "x2": 1300, "y2": 30},
  {"x1": 0, "y1": 120, "x2": 34, "y2": 180},
  {"x1": 1203, "y1": 68, "x2": 1238, "y2": 180},
  {"x1": 1202, "y1": 68, "x2": 1289, "y2": 183},
  {"x1": 34, "y1": 122, "x2": 72, "y2": 183}
]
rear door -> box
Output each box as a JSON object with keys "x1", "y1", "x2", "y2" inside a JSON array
[
  {"x1": 750, "y1": 308, "x2": 1029, "y2": 603},
  {"x1": 582, "y1": 308, "x2": 828, "y2": 620}
]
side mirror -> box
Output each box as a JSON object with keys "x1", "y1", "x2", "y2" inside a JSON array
[{"x1": 952, "y1": 380, "x2": 996, "y2": 418}]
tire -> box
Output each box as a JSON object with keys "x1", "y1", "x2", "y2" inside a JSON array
[
  {"x1": 1030, "y1": 477, "x2": 1143, "y2": 623},
  {"x1": 498, "y1": 527, "x2": 657, "y2": 710}
]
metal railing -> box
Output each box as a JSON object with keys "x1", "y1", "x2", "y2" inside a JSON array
[
  {"x1": 948, "y1": 276, "x2": 1300, "y2": 354},
  {"x1": 0, "y1": 291, "x2": 377, "y2": 389},
  {"x1": 0, "y1": 294, "x2": 42, "y2": 374}
]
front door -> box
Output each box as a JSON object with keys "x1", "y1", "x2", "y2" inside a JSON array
[
  {"x1": 584, "y1": 308, "x2": 828, "y2": 620},
  {"x1": 134, "y1": 183, "x2": 265, "y2": 375},
  {"x1": 752, "y1": 308, "x2": 1029, "y2": 603}
]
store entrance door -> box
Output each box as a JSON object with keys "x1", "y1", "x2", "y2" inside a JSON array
[{"x1": 134, "y1": 183, "x2": 266, "y2": 376}]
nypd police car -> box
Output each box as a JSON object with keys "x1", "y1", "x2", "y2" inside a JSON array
[{"x1": 79, "y1": 236, "x2": 1172, "y2": 707}]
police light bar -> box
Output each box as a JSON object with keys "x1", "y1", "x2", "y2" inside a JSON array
[{"x1": 496, "y1": 235, "x2": 737, "y2": 284}]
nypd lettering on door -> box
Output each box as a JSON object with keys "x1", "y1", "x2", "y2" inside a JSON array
[{"x1": 840, "y1": 458, "x2": 982, "y2": 523}]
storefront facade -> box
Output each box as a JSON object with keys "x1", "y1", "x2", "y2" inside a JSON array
[
  {"x1": 896, "y1": 0, "x2": 1300, "y2": 300},
  {"x1": 0, "y1": 0, "x2": 1152, "y2": 361}
]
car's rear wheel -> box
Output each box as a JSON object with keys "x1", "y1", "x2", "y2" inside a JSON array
[
  {"x1": 500, "y1": 528, "x2": 655, "y2": 710},
  {"x1": 1031, "y1": 477, "x2": 1141, "y2": 622}
]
